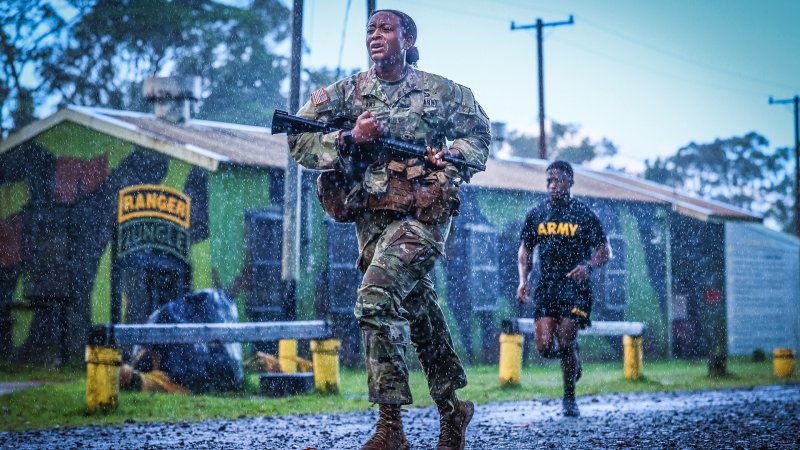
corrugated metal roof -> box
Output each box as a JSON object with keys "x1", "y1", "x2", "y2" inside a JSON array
[
  {"x1": 0, "y1": 105, "x2": 290, "y2": 171},
  {"x1": 472, "y1": 158, "x2": 661, "y2": 203},
  {"x1": 87, "y1": 106, "x2": 290, "y2": 169},
  {"x1": 598, "y1": 170, "x2": 760, "y2": 222},
  {"x1": 472, "y1": 157, "x2": 761, "y2": 222},
  {"x1": 0, "y1": 106, "x2": 761, "y2": 222}
]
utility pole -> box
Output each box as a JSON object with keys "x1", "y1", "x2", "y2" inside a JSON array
[
  {"x1": 511, "y1": 15, "x2": 574, "y2": 160},
  {"x1": 282, "y1": 0, "x2": 303, "y2": 320},
  {"x1": 367, "y1": 0, "x2": 376, "y2": 66},
  {"x1": 769, "y1": 95, "x2": 800, "y2": 236}
]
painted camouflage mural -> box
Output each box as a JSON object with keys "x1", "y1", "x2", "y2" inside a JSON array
[
  {"x1": 308, "y1": 179, "x2": 726, "y2": 366},
  {"x1": 0, "y1": 122, "x2": 280, "y2": 362},
  {"x1": 443, "y1": 185, "x2": 671, "y2": 363},
  {"x1": 1, "y1": 118, "x2": 728, "y2": 367}
]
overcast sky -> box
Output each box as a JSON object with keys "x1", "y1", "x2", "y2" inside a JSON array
[{"x1": 296, "y1": 0, "x2": 800, "y2": 172}]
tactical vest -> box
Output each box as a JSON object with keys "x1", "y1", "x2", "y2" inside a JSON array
[{"x1": 315, "y1": 69, "x2": 462, "y2": 224}]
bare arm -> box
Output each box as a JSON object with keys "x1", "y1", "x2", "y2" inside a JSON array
[
  {"x1": 566, "y1": 242, "x2": 610, "y2": 282},
  {"x1": 516, "y1": 243, "x2": 533, "y2": 303}
]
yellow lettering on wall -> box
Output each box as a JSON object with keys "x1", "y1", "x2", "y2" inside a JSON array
[
  {"x1": 146, "y1": 193, "x2": 158, "y2": 209},
  {"x1": 117, "y1": 184, "x2": 191, "y2": 228},
  {"x1": 122, "y1": 195, "x2": 134, "y2": 213},
  {"x1": 175, "y1": 200, "x2": 186, "y2": 219}
]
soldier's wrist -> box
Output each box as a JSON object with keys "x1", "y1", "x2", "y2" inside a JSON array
[
  {"x1": 338, "y1": 130, "x2": 355, "y2": 147},
  {"x1": 447, "y1": 147, "x2": 463, "y2": 159}
]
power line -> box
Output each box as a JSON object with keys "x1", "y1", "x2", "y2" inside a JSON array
[
  {"x1": 396, "y1": 1, "x2": 796, "y2": 93},
  {"x1": 335, "y1": 0, "x2": 352, "y2": 79},
  {"x1": 769, "y1": 95, "x2": 800, "y2": 236},
  {"x1": 511, "y1": 15, "x2": 574, "y2": 160},
  {"x1": 397, "y1": 0, "x2": 512, "y2": 21},
  {"x1": 550, "y1": 35, "x2": 766, "y2": 98},
  {"x1": 575, "y1": 15, "x2": 796, "y2": 92}
]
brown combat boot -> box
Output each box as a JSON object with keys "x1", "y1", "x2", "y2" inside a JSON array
[
  {"x1": 436, "y1": 399, "x2": 475, "y2": 450},
  {"x1": 361, "y1": 404, "x2": 410, "y2": 450}
]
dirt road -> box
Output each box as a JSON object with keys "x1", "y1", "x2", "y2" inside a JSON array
[{"x1": 4, "y1": 384, "x2": 798, "y2": 449}]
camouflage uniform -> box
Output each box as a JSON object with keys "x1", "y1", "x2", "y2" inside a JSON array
[{"x1": 288, "y1": 65, "x2": 490, "y2": 405}]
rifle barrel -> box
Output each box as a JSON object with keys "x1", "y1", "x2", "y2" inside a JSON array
[{"x1": 271, "y1": 110, "x2": 486, "y2": 172}]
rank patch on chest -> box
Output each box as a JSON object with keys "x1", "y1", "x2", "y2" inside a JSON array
[{"x1": 311, "y1": 87, "x2": 330, "y2": 106}]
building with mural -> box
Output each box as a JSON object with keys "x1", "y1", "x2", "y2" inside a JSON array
[{"x1": 1, "y1": 78, "x2": 797, "y2": 366}]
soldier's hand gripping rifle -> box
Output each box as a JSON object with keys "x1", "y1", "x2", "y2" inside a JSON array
[{"x1": 271, "y1": 110, "x2": 487, "y2": 173}]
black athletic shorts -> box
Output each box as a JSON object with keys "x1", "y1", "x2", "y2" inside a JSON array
[{"x1": 533, "y1": 278, "x2": 592, "y2": 328}]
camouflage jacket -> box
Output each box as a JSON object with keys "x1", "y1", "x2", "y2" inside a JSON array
[
  {"x1": 288, "y1": 66, "x2": 491, "y2": 263},
  {"x1": 288, "y1": 65, "x2": 491, "y2": 183}
]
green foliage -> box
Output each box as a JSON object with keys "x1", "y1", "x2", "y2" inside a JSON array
[
  {"x1": 3, "y1": 0, "x2": 359, "y2": 133},
  {"x1": 644, "y1": 132, "x2": 793, "y2": 231},
  {"x1": 41, "y1": 0, "x2": 292, "y2": 124},
  {"x1": 505, "y1": 120, "x2": 618, "y2": 164},
  {"x1": 0, "y1": 0, "x2": 89, "y2": 136},
  {"x1": 302, "y1": 66, "x2": 360, "y2": 103}
]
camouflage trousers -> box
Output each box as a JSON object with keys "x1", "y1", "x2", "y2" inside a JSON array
[{"x1": 354, "y1": 218, "x2": 467, "y2": 405}]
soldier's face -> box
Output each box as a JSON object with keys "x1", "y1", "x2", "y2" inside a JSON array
[
  {"x1": 546, "y1": 168, "x2": 573, "y2": 203},
  {"x1": 366, "y1": 12, "x2": 410, "y2": 65}
]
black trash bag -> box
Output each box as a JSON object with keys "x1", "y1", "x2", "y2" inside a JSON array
[{"x1": 132, "y1": 289, "x2": 245, "y2": 393}]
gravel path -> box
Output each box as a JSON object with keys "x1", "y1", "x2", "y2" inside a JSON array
[{"x1": 4, "y1": 384, "x2": 799, "y2": 449}]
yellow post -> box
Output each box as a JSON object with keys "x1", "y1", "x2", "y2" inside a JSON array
[
  {"x1": 278, "y1": 339, "x2": 298, "y2": 373},
  {"x1": 623, "y1": 335, "x2": 643, "y2": 380},
  {"x1": 310, "y1": 339, "x2": 341, "y2": 393},
  {"x1": 85, "y1": 345, "x2": 122, "y2": 414},
  {"x1": 499, "y1": 333, "x2": 524, "y2": 386},
  {"x1": 773, "y1": 348, "x2": 795, "y2": 378}
]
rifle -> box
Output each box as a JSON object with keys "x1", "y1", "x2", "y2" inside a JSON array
[{"x1": 271, "y1": 110, "x2": 486, "y2": 172}]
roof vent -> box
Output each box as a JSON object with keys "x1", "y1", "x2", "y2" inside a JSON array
[{"x1": 143, "y1": 76, "x2": 201, "y2": 123}]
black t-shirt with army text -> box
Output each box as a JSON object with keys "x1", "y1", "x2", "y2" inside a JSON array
[{"x1": 519, "y1": 198, "x2": 606, "y2": 280}]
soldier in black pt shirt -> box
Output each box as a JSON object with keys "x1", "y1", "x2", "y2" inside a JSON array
[{"x1": 516, "y1": 160, "x2": 610, "y2": 417}]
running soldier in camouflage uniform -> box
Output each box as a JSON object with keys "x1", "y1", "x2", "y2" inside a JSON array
[{"x1": 288, "y1": 9, "x2": 490, "y2": 450}]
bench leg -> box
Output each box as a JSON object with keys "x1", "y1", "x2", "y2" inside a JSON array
[
  {"x1": 85, "y1": 344, "x2": 121, "y2": 414},
  {"x1": 623, "y1": 335, "x2": 643, "y2": 380},
  {"x1": 311, "y1": 339, "x2": 341, "y2": 394},
  {"x1": 499, "y1": 333, "x2": 524, "y2": 386},
  {"x1": 279, "y1": 339, "x2": 298, "y2": 373}
]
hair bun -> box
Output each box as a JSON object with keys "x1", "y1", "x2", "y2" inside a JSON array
[{"x1": 406, "y1": 46, "x2": 420, "y2": 65}]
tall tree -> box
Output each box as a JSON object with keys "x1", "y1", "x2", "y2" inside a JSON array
[
  {"x1": 42, "y1": 0, "x2": 292, "y2": 125},
  {"x1": 644, "y1": 132, "x2": 793, "y2": 231},
  {"x1": 505, "y1": 120, "x2": 618, "y2": 165},
  {"x1": 0, "y1": 0, "x2": 88, "y2": 138}
]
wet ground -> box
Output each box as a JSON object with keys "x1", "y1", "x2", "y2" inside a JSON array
[{"x1": 3, "y1": 384, "x2": 798, "y2": 449}]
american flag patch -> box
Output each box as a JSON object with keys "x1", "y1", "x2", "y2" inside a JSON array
[{"x1": 310, "y1": 87, "x2": 329, "y2": 106}]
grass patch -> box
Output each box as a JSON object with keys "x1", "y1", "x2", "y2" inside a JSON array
[{"x1": 0, "y1": 357, "x2": 796, "y2": 432}]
